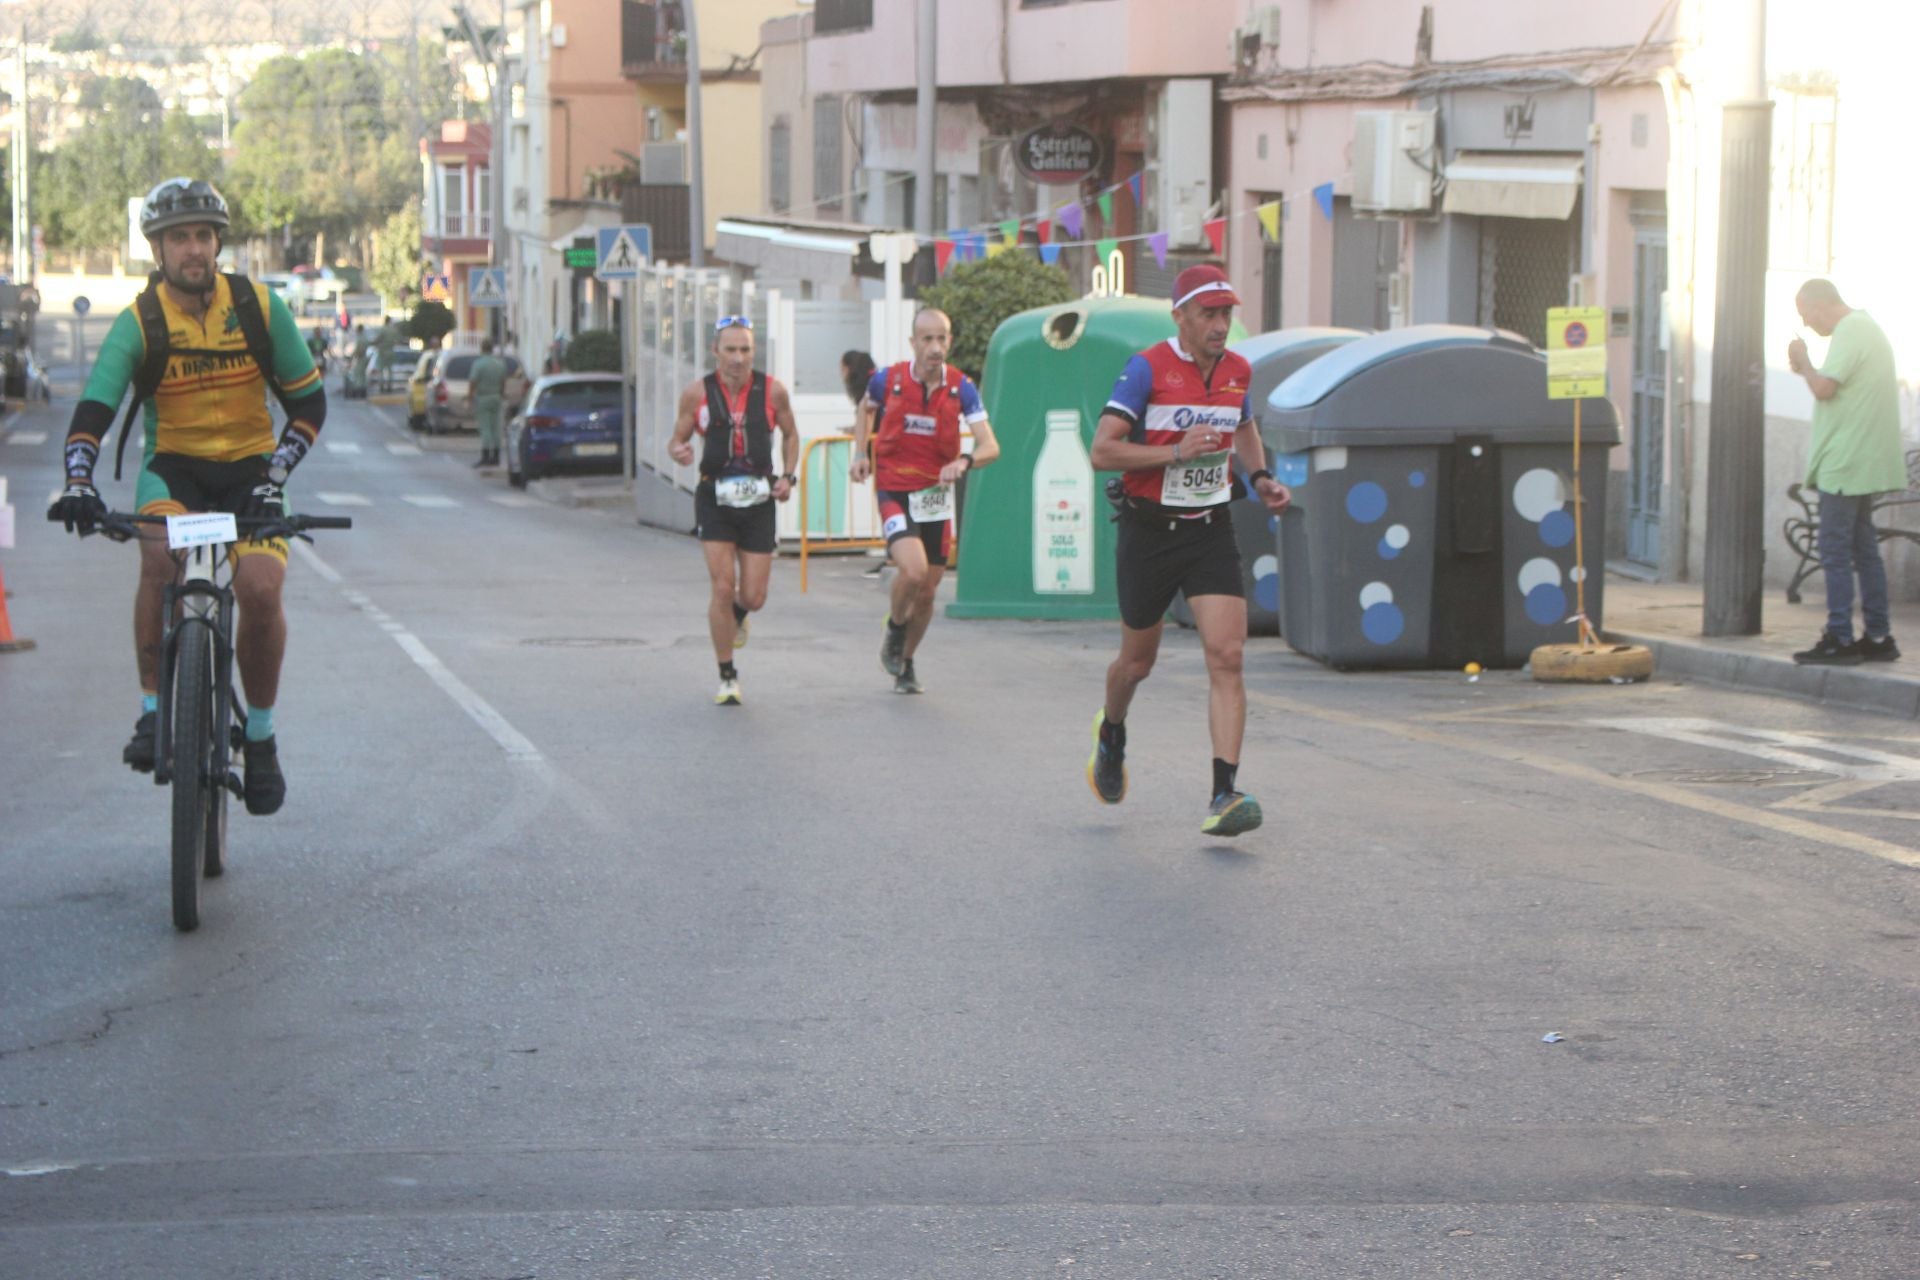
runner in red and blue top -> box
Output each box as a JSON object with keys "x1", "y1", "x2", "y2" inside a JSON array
[
  {"x1": 850, "y1": 307, "x2": 1000, "y2": 694},
  {"x1": 1084, "y1": 264, "x2": 1290, "y2": 837}
]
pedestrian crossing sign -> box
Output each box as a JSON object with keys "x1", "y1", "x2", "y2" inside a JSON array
[
  {"x1": 596, "y1": 225, "x2": 651, "y2": 280},
  {"x1": 469, "y1": 267, "x2": 508, "y2": 308}
]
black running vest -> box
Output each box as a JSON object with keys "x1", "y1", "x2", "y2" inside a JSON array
[{"x1": 699, "y1": 372, "x2": 773, "y2": 480}]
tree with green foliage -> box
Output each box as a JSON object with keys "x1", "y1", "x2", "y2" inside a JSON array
[
  {"x1": 370, "y1": 201, "x2": 422, "y2": 308},
  {"x1": 916, "y1": 251, "x2": 1077, "y2": 381},
  {"x1": 563, "y1": 329, "x2": 622, "y2": 373},
  {"x1": 225, "y1": 48, "x2": 423, "y2": 263},
  {"x1": 408, "y1": 300, "x2": 454, "y2": 347},
  {"x1": 37, "y1": 77, "x2": 216, "y2": 253}
]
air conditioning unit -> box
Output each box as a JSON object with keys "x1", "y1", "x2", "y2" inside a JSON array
[
  {"x1": 1251, "y1": 4, "x2": 1281, "y2": 45},
  {"x1": 640, "y1": 141, "x2": 686, "y2": 185},
  {"x1": 1232, "y1": 7, "x2": 1280, "y2": 73},
  {"x1": 1351, "y1": 110, "x2": 1436, "y2": 214}
]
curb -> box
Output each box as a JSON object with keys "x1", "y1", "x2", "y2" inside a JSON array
[
  {"x1": 528, "y1": 478, "x2": 630, "y2": 510},
  {"x1": 1607, "y1": 627, "x2": 1920, "y2": 718}
]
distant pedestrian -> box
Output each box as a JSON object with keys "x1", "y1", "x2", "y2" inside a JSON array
[
  {"x1": 1788, "y1": 278, "x2": 1906, "y2": 665},
  {"x1": 466, "y1": 337, "x2": 509, "y2": 469}
]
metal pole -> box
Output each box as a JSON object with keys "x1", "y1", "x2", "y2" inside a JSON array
[
  {"x1": 914, "y1": 0, "x2": 936, "y2": 236},
  {"x1": 683, "y1": 2, "x2": 705, "y2": 267},
  {"x1": 493, "y1": 0, "x2": 508, "y2": 345},
  {"x1": 13, "y1": 35, "x2": 25, "y2": 283},
  {"x1": 1701, "y1": 0, "x2": 1771, "y2": 636}
]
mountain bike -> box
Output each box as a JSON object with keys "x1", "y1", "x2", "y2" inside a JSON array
[{"x1": 57, "y1": 509, "x2": 352, "y2": 931}]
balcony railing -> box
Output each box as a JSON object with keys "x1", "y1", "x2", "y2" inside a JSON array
[
  {"x1": 436, "y1": 213, "x2": 492, "y2": 240},
  {"x1": 622, "y1": 0, "x2": 688, "y2": 79}
]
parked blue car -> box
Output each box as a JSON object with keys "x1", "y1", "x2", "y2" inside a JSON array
[{"x1": 506, "y1": 373, "x2": 626, "y2": 487}]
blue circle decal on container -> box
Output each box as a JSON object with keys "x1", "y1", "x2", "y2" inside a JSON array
[
  {"x1": 1539, "y1": 509, "x2": 1575, "y2": 549},
  {"x1": 1362, "y1": 601, "x2": 1405, "y2": 645},
  {"x1": 1251, "y1": 554, "x2": 1280, "y2": 612},
  {"x1": 1377, "y1": 537, "x2": 1401, "y2": 560},
  {"x1": 1408, "y1": 470, "x2": 1427, "y2": 489},
  {"x1": 1346, "y1": 481, "x2": 1389, "y2": 524},
  {"x1": 1524, "y1": 583, "x2": 1568, "y2": 625}
]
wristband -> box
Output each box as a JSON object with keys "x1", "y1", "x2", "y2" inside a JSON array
[
  {"x1": 782, "y1": 473, "x2": 798, "y2": 485},
  {"x1": 957, "y1": 455, "x2": 973, "y2": 472},
  {"x1": 1248, "y1": 469, "x2": 1274, "y2": 487}
]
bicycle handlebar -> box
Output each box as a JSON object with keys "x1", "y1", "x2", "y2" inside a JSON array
[{"x1": 50, "y1": 510, "x2": 354, "y2": 541}]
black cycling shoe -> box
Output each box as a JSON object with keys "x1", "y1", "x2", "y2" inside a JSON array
[
  {"x1": 243, "y1": 736, "x2": 286, "y2": 815},
  {"x1": 123, "y1": 710, "x2": 157, "y2": 773}
]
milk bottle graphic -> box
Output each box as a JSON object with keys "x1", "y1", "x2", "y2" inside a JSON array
[{"x1": 1032, "y1": 410, "x2": 1095, "y2": 594}]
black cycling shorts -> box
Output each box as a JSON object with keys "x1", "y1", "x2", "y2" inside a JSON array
[
  {"x1": 1114, "y1": 503, "x2": 1244, "y2": 631},
  {"x1": 136, "y1": 452, "x2": 287, "y2": 562},
  {"x1": 694, "y1": 482, "x2": 777, "y2": 554},
  {"x1": 876, "y1": 489, "x2": 953, "y2": 567}
]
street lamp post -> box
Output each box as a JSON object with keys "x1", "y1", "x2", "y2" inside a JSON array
[{"x1": 684, "y1": 1, "x2": 704, "y2": 268}]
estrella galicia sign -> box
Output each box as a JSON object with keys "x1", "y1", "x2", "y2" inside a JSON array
[{"x1": 1014, "y1": 124, "x2": 1104, "y2": 184}]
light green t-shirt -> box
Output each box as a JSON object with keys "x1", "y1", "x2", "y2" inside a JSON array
[
  {"x1": 1806, "y1": 309, "x2": 1905, "y2": 495},
  {"x1": 469, "y1": 353, "x2": 509, "y2": 400}
]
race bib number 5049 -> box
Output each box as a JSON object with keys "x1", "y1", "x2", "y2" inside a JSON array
[{"x1": 1160, "y1": 451, "x2": 1231, "y2": 507}]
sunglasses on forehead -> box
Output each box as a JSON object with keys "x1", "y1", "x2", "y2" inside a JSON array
[{"x1": 713, "y1": 315, "x2": 753, "y2": 332}]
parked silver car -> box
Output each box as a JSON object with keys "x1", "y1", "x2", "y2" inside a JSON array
[{"x1": 421, "y1": 347, "x2": 526, "y2": 434}]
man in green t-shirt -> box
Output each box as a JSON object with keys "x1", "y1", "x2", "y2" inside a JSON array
[
  {"x1": 1787, "y1": 278, "x2": 1906, "y2": 665},
  {"x1": 466, "y1": 337, "x2": 510, "y2": 469}
]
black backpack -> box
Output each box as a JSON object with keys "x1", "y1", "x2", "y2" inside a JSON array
[{"x1": 112, "y1": 271, "x2": 289, "y2": 479}]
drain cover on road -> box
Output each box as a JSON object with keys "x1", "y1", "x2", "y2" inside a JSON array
[{"x1": 1630, "y1": 767, "x2": 1835, "y2": 786}]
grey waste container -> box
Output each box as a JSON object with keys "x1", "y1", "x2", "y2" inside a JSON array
[
  {"x1": 1261, "y1": 325, "x2": 1621, "y2": 670},
  {"x1": 1168, "y1": 327, "x2": 1366, "y2": 633}
]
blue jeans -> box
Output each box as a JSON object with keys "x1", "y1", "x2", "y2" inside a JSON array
[{"x1": 1816, "y1": 489, "x2": 1890, "y2": 640}]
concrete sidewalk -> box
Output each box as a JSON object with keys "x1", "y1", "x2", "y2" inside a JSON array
[{"x1": 1603, "y1": 573, "x2": 1920, "y2": 717}]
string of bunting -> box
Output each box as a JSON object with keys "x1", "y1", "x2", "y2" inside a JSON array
[{"x1": 926, "y1": 175, "x2": 1341, "y2": 276}]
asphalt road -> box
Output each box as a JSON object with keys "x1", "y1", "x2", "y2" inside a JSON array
[{"x1": 2, "y1": 389, "x2": 1917, "y2": 1278}]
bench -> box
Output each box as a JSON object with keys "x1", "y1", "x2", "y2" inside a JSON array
[{"x1": 1781, "y1": 448, "x2": 1920, "y2": 603}]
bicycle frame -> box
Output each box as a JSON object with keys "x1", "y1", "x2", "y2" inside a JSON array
[{"x1": 152, "y1": 541, "x2": 240, "y2": 793}]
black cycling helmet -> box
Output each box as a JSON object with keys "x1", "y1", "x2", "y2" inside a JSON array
[{"x1": 140, "y1": 177, "x2": 230, "y2": 239}]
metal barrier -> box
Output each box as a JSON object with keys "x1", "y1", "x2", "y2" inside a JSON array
[{"x1": 795, "y1": 431, "x2": 972, "y2": 592}]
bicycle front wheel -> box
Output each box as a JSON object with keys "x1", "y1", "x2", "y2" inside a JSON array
[{"x1": 170, "y1": 627, "x2": 214, "y2": 932}]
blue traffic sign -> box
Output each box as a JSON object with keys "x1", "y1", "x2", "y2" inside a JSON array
[
  {"x1": 469, "y1": 266, "x2": 508, "y2": 308},
  {"x1": 595, "y1": 225, "x2": 651, "y2": 280}
]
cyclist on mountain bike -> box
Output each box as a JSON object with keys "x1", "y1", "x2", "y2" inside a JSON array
[{"x1": 48, "y1": 178, "x2": 327, "y2": 816}]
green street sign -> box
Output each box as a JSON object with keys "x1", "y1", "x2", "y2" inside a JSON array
[{"x1": 564, "y1": 246, "x2": 598, "y2": 269}]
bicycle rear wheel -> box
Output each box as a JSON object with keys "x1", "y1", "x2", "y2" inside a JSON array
[{"x1": 171, "y1": 627, "x2": 214, "y2": 932}]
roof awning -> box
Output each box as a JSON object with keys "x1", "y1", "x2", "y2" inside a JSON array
[
  {"x1": 714, "y1": 219, "x2": 866, "y2": 286},
  {"x1": 1442, "y1": 152, "x2": 1584, "y2": 220}
]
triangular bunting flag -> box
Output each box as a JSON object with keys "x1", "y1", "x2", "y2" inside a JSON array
[
  {"x1": 1203, "y1": 217, "x2": 1226, "y2": 256},
  {"x1": 1128, "y1": 172, "x2": 1143, "y2": 205},
  {"x1": 1037, "y1": 218, "x2": 1052, "y2": 244},
  {"x1": 970, "y1": 233, "x2": 989, "y2": 260},
  {"x1": 1040, "y1": 243, "x2": 1062, "y2": 266},
  {"x1": 1096, "y1": 238, "x2": 1119, "y2": 265},
  {"x1": 987, "y1": 242, "x2": 1008, "y2": 258},
  {"x1": 1058, "y1": 203, "x2": 1084, "y2": 240},
  {"x1": 1257, "y1": 200, "x2": 1280, "y2": 242},
  {"x1": 1097, "y1": 192, "x2": 1114, "y2": 225},
  {"x1": 1313, "y1": 182, "x2": 1335, "y2": 221},
  {"x1": 935, "y1": 238, "x2": 955, "y2": 273},
  {"x1": 1149, "y1": 231, "x2": 1169, "y2": 269},
  {"x1": 1000, "y1": 219, "x2": 1020, "y2": 247}
]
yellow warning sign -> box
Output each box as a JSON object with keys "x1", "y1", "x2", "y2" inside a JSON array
[{"x1": 1546, "y1": 305, "x2": 1607, "y2": 400}]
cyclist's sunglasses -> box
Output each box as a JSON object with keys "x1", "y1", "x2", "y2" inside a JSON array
[{"x1": 713, "y1": 315, "x2": 753, "y2": 332}]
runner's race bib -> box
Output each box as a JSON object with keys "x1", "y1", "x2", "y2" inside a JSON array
[
  {"x1": 714, "y1": 475, "x2": 771, "y2": 508},
  {"x1": 1161, "y1": 451, "x2": 1232, "y2": 507},
  {"x1": 909, "y1": 483, "x2": 954, "y2": 523}
]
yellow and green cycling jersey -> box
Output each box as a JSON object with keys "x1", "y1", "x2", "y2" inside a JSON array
[{"x1": 78, "y1": 274, "x2": 323, "y2": 463}]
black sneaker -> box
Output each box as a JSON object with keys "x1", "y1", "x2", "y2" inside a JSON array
[
  {"x1": 881, "y1": 619, "x2": 907, "y2": 677},
  {"x1": 893, "y1": 659, "x2": 923, "y2": 695},
  {"x1": 242, "y1": 736, "x2": 286, "y2": 815},
  {"x1": 123, "y1": 710, "x2": 157, "y2": 773},
  {"x1": 1855, "y1": 633, "x2": 1901, "y2": 662},
  {"x1": 1086, "y1": 709, "x2": 1126, "y2": 804},
  {"x1": 1792, "y1": 632, "x2": 1864, "y2": 666}
]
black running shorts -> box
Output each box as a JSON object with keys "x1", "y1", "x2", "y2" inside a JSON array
[
  {"x1": 694, "y1": 482, "x2": 777, "y2": 554},
  {"x1": 1114, "y1": 503, "x2": 1244, "y2": 631}
]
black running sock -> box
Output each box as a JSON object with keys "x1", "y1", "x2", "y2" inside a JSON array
[
  {"x1": 1099, "y1": 715, "x2": 1126, "y2": 751},
  {"x1": 1212, "y1": 757, "x2": 1238, "y2": 801},
  {"x1": 887, "y1": 617, "x2": 906, "y2": 636},
  {"x1": 719, "y1": 661, "x2": 737, "y2": 681},
  {"x1": 733, "y1": 603, "x2": 748, "y2": 625}
]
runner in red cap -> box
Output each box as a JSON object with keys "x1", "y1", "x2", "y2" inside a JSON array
[{"x1": 1084, "y1": 263, "x2": 1290, "y2": 837}]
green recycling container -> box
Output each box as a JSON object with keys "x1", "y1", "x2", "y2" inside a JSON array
[{"x1": 951, "y1": 298, "x2": 1242, "y2": 620}]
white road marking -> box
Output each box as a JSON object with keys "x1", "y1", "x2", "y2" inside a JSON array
[
  {"x1": 489, "y1": 494, "x2": 540, "y2": 507},
  {"x1": 6, "y1": 430, "x2": 48, "y2": 445},
  {"x1": 402, "y1": 494, "x2": 460, "y2": 508},
  {"x1": 292, "y1": 541, "x2": 542, "y2": 762},
  {"x1": 1588, "y1": 717, "x2": 1920, "y2": 782},
  {"x1": 385, "y1": 442, "x2": 423, "y2": 457},
  {"x1": 314, "y1": 492, "x2": 373, "y2": 507},
  {"x1": 324, "y1": 441, "x2": 362, "y2": 454}
]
